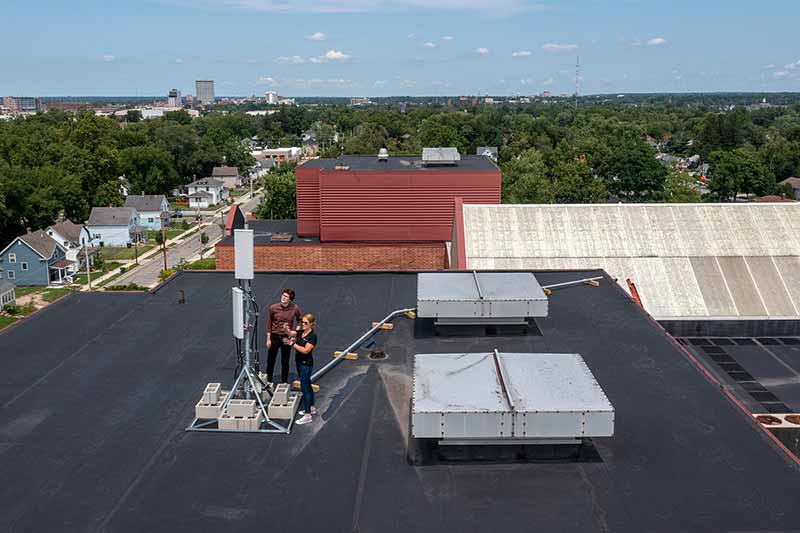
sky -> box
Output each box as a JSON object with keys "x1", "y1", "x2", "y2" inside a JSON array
[{"x1": 2, "y1": 0, "x2": 800, "y2": 97}]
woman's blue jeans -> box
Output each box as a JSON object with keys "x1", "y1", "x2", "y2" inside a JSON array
[{"x1": 296, "y1": 362, "x2": 314, "y2": 413}]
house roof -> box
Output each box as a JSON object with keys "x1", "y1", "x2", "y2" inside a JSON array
[
  {"x1": 211, "y1": 166, "x2": 240, "y2": 178},
  {"x1": 779, "y1": 176, "x2": 800, "y2": 188},
  {"x1": 476, "y1": 146, "x2": 498, "y2": 157},
  {"x1": 188, "y1": 178, "x2": 224, "y2": 188},
  {"x1": 1, "y1": 270, "x2": 800, "y2": 531},
  {"x1": 125, "y1": 195, "x2": 167, "y2": 213},
  {"x1": 48, "y1": 220, "x2": 85, "y2": 243},
  {"x1": 18, "y1": 230, "x2": 60, "y2": 259},
  {"x1": 87, "y1": 207, "x2": 136, "y2": 226}
]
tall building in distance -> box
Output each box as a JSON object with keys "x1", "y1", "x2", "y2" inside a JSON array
[
  {"x1": 195, "y1": 80, "x2": 214, "y2": 105},
  {"x1": 168, "y1": 88, "x2": 181, "y2": 108},
  {"x1": 264, "y1": 91, "x2": 279, "y2": 105}
]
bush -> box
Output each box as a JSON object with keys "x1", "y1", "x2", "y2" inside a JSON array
[
  {"x1": 3, "y1": 303, "x2": 22, "y2": 315},
  {"x1": 184, "y1": 258, "x2": 216, "y2": 270},
  {"x1": 180, "y1": 220, "x2": 190, "y2": 231},
  {"x1": 200, "y1": 232, "x2": 209, "y2": 245},
  {"x1": 106, "y1": 283, "x2": 148, "y2": 291},
  {"x1": 159, "y1": 268, "x2": 175, "y2": 281}
]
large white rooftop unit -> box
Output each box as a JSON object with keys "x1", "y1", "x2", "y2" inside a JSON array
[
  {"x1": 422, "y1": 147, "x2": 460, "y2": 166},
  {"x1": 412, "y1": 352, "x2": 614, "y2": 444},
  {"x1": 416, "y1": 272, "x2": 548, "y2": 325}
]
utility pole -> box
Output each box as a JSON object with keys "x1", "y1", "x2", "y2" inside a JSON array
[
  {"x1": 84, "y1": 247, "x2": 92, "y2": 290},
  {"x1": 161, "y1": 225, "x2": 168, "y2": 272}
]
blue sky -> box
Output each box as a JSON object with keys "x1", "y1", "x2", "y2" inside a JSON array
[{"x1": 2, "y1": 0, "x2": 799, "y2": 97}]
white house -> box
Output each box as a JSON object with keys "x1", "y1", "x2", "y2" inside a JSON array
[
  {"x1": 211, "y1": 166, "x2": 243, "y2": 189},
  {"x1": 124, "y1": 195, "x2": 171, "y2": 230},
  {"x1": 253, "y1": 147, "x2": 301, "y2": 165},
  {"x1": 46, "y1": 220, "x2": 95, "y2": 274},
  {"x1": 87, "y1": 207, "x2": 144, "y2": 247},
  {"x1": 187, "y1": 178, "x2": 228, "y2": 209}
]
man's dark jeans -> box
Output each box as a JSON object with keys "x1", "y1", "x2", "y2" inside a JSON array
[{"x1": 266, "y1": 333, "x2": 291, "y2": 383}]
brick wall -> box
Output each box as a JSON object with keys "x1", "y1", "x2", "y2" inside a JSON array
[{"x1": 216, "y1": 242, "x2": 448, "y2": 271}]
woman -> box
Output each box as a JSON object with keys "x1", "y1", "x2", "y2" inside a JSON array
[{"x1": 288, "y1": 313, "x2": 317, "y2": 425}]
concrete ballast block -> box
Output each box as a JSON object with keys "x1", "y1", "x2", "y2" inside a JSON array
[
  {"x1": 203, "y1": 383, "x2": 222, "y2": 405},
  {"x1": 218, "y1": 414, "x2": 238, "y2": 431},
  {"x1": 273, "y1": 383, "x2": 290, "y2": 404},
  {"x1": 227, "y1": 399, "x2": 257, "y2": 418},
  {"x1": 268, "y1": 392, "x2": 300, "y2": 420}
]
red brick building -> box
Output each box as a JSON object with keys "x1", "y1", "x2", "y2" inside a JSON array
[{"x1": 296, "y1": 154, "x2": 501, "y2": 241}]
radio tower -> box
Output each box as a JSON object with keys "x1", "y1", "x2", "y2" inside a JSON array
[{"x1": 575, "y1": 56, "x2": 580, "y2": 109}]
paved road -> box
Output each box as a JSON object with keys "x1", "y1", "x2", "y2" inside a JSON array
[{"x1": 113, "y1": 192, "x2": 263, "y2": 287}]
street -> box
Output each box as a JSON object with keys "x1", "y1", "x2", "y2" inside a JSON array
[{"x1": 111, "y1": 192, "x2": 263, "y2": 287}]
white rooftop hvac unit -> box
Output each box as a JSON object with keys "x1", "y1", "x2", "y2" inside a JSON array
[
  {"x1": 412, "y1": 351, "x2": 615, "y2": 444},
  {"x1": 378, "y1": 148, "x2": 389, "y2": 161},
  {"x1": 416, "y1": 272, "x2": 548, "y2": 325},
  {"x1": 421, "y1": 147, "x2": 460, "y2": 166}
]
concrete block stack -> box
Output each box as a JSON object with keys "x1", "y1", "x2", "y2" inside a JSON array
[
  {"x1": 267, "y1": 384, "x2": 300, "y2": 420},
  {"x1": 195, "y1": 383, "x2": 229, "y2": 419}
]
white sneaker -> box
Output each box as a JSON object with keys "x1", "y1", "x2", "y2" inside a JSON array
[
  {"x1": 298, "y1": 407, "x2": 318, "y2": 416},
  {"x1": 295, "y1": 413, "x2": 313, "y2": 425}
]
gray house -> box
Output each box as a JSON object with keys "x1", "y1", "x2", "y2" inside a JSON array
[
  {"x1": 0, "y1": 230, "x2": 70, "y2": 286},
  {"x1": 211, "y1": 166, "x2": 242, "y2": 189},
  {"x1": 87, "y1": 207, "x2": 143, "y2": 247},
  {"x1": 124, "y1": 195, "x2": 170, "y2": 230},
  {"x1": 779, "y1": 177, "x2": 800, "y2": 201}
]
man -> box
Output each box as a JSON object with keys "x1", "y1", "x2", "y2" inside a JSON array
[{"x1": 265, "y1": 288, "x2": 302, "y2": 384}]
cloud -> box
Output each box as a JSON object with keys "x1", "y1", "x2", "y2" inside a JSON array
[
  {"x1": 257, "y1": 76, "x2": 280, "y2": 86},
  {"x1": 407, "y1": 33, "x2": 416, "y2": 39},
  {"x1": 783, "y1": 60, "x2": 800, "y2": 70},
  {"x1": 431, "y1": 80, "x2": 453, "y2": 87},
  {"x1": 423, "y1": 41, "x2": 436, "y2": 48},
  {"x1": 631, "y1": 37, "x2": 667, "y2": 47},
  {"x1": 511, "y1": 50, "x2": 531, "y2": 57},
  {"x1": 763, "y1": 64, "x2": 776, "y2": 69},
  {"x1": 541, "y1": 78, "x2": 555, "y2": 86},
  {"x1": 274, "y1": 55, "x2": 307, "y2": 64},
  {"x1": 102, "y1": 54, "x2": 115, "y2": 62},
  {"x1": 287, "y1": 78, "x2": 354, "y2": 88},
  {"x1": 476, "y1": 47, "x2": 489, "y2": 55},
  {"x1": 373, "y1": 80, "x2": 388, "y2": 88},
  {"x1": 441, "y1": 36, "x2": 453, "y2": 41},
  {"x1": 773, "y1": 71, "x2": 792, "y2": 79},
  {"x1": 542, "y1": 43, "x2": 577, "y2": 53},
  {"x1": 305, "y1": 31, "x2": 326, "y2": 41},
  {"x1": 400, "y1": 79, "x2": 416, "y2": 88},
  {"x1": 175, "y1": 58, "x2": 184, "y2": 64},
  {"x1": 324, "y1": 49, "x2": 350, "y2": 61}
]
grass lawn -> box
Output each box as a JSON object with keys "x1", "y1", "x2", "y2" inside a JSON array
[
  {"x1": 184, "y1": 258, "x2": 216, "y2": 270},
  {"x1": 14, "y1": 287, "x2": 41, "y2": 297},
  {"x1": 230, "y1": 187, "x2": 251, "y2": 198},
  {"x1": 41, "y1": 288, "x2": 74, "y2": 302},
  {"x1": 0, "y1": 315, "x2": 18, "y2": 329},
  {"x1": 98, "y1": 245, "x2": 156, "y2": 261},
  {"x1": 146, "y1": 225, "x2": 196, "y2": 242}
]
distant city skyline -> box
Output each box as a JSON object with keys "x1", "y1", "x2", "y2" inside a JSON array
[{"x1": 2, "y1": 0, "x2": 800, "y2": 97}]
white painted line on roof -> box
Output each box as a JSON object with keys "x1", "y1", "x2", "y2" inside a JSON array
[
  {"x1": 742, "y1": 256, "x2": 769, "y2": 316},
  {"x1": 714, "y1": 256, "x2": 740, "y2": 317},
  {"x1": 769, "y1": 255, "x2": 799, "y2": 316}
]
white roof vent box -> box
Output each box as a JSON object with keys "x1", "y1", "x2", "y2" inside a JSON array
[
  {"x1": 378, "y1": 147, "x2": 389, "y2": 161},
  {"x1": 422, "y1": 147, "x2": 460, "y2": 166}
]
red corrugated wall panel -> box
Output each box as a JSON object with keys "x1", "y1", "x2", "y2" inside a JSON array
[
  {"x1": 296, "y1": 166, "x2": 320, "y2": 236},
  {"x1": 318, "y1": 170, "x2": 500, "y2": 241}
]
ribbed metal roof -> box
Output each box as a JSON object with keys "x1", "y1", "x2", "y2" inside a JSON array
[{"x1": 463, "y1": 203, "x2": 800, "y2": 319}]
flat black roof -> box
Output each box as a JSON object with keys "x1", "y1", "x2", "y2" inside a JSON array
[
  {"x1": 300, "y1": 154, "x2": 499, "y2": 172},
  {"x1": 219, "y1": 219, "x2": 320, "y2": 246},
  {"x1": 1, "y1": 271, "x2": 800, "y2": 531}
]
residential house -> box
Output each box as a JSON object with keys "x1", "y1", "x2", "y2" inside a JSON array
[
  {"x1": 87, "y1": 207, "x2": 143, "y2": 247},
  {"x1": 476, "y1": 146, "x2": 498, "y2": 162},
  {"x1": 251, "y1": 156, "x2": 274, "y2": 181},
  {"x1": 0, "y1": 230, "x2": 70, "y2": 286},
  {"x1": 0, "y1": 277, "x2": 14, "y2": 307},
  {"x1": 211, "y1": 166, "x2": 243, "y2": 189},
  {"x1": 779, "y1": 177, "x2": 800, "y2": 201},
  {"x1": 45, "y1": 220, "x2": 95, "y2": 274},
  {"x1": 187, "y1": 178, "x2": 228, "y2": 209},
  {"x1": 125, "y1": 195, "x2": 171, "y2": 230},
  {"x1": 256, "y1": 147, "x2": 301, "y2": 165}
]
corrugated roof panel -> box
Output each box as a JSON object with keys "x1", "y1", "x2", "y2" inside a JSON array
[
  {"x1": 661, "y1": 257, "x2": 708, "y2": 316},
  {"x1": 745, "y1": 257, "x2": 797, "y2": 316},
  {"x1": 728, "y1": 207, "x2": 768, "y2": 256},
  {"x1": 753, "y1": 206, "x2": 797, "y2": 256},
  {"x1": 716, "y1": 256, "x2": 767, "y2": 316},
  {"x1": 772, "y1": 205, "x2": 800, "y2": 254},
  {"x1": 690, "y1": 257, "x2": 737, "y2": 317},
  {"x1": 773, "y1": 256, "x2": 800, "y2": 313}
]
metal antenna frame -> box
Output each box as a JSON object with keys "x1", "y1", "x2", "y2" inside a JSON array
[{"x1": 187, "y1": 278, "x2": 293, "y2": 434}]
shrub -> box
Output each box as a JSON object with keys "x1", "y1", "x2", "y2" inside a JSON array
[
  {"x1": 159, "y1": 268, "x2": 175, "y2": 281},
  {"x1": 106, "y1": 283, "x2": 148, "y2": 291}
]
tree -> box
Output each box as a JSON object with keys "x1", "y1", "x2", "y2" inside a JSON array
[
  {"x1": 600, "y1": 140, "x2": 667, "y2": 201},
  {"x1": 662, "y1": 170, "x2": 701, "y2": 202},
  {"x1": 708, "y1": 148, "x2": 773, "y2": 201},
  {"x1": 119, "y1": 145, "x2": 180, "y2": 194},
  {"x1": 93, "y1": 180, "x2": 123, "y2": 207},
  {"x1": 254, "y1": 165, "x2": 296, "y2": 219},
  {"x1": 501, "y1": 149, "x2": 552, "y2": 203}
]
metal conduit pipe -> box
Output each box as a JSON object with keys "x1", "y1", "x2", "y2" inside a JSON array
[
  {"x1": 311, "y1": 307, "x2": 417, "y2": 383},
  {"x1": 541, "y1": 276, "x2": 604, "y2": 291}
]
